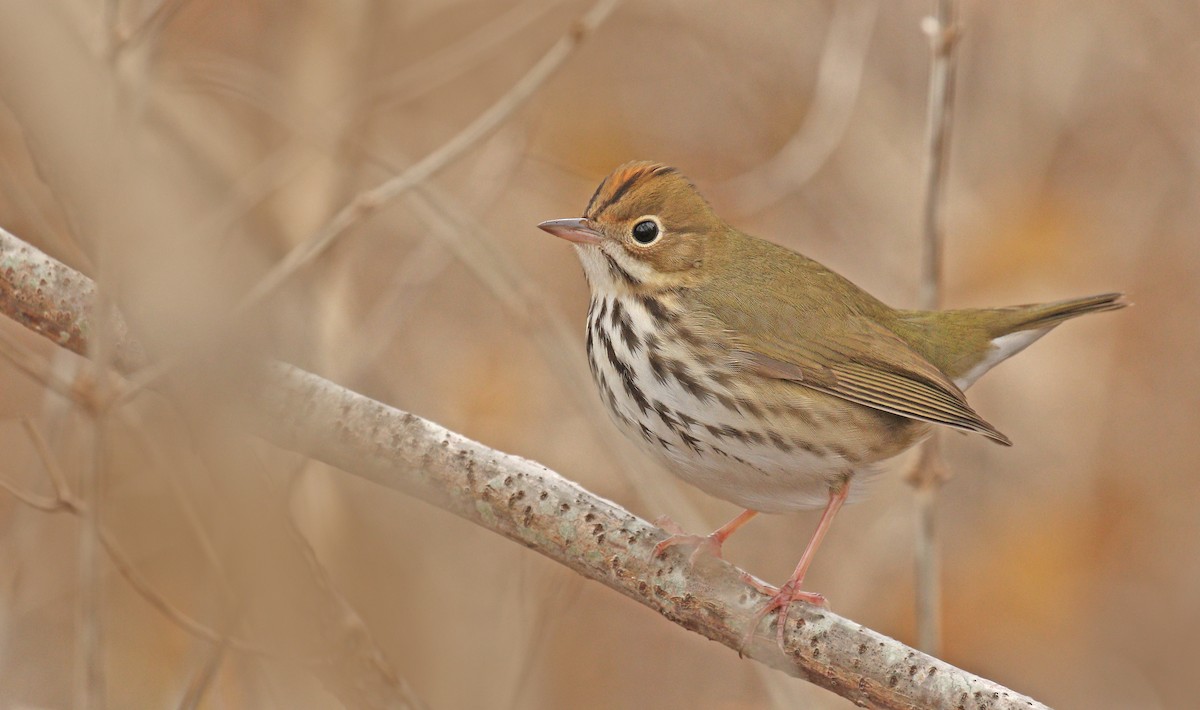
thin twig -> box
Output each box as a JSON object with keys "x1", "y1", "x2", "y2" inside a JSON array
[
  {"x1": 233, "y1": 0, "x2": 621, "y2": 315},
  {"x1": 0, "y1": 327, "x2": 86, "y2": 404},
  {"x1": 269, "y1": 455, "x2": 428, "y2": 710},
  {"x1": 717, "y1": 0, "x2": 879, "y2": 213},
  {"x1": 79, "y1": 267, "x2": 118, "y2": 710},
  {"x1": 907, "y1": 0, "x2": 961, "y2": 658},
  {"x1": 114, "y1": 0, "x2": 193, "y2": 55},
  {"x1": 12, "y1": 416, "x2": 303, "y2": 661},
  {"x1": 176, "y1": 634, "x2": 230, "y2": 710},
  {"x1": 361, "y1": 0, "x2": 562, "y2": 111},
  {"x1": 0, "y1": 225, "x2": 1050, "y2": 710},
  {"x1": 119, "y1": 0, "x2": 622, "y2": 398},
  {"x1": 22, "y1": 418, "x2": 82, "y2": 504}
]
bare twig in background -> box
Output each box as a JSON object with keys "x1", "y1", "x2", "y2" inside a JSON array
[
  {"x1": 176, "y1": 634, "x2": 230, "y2": 710},
  {"x1": 14, "y1": 404, "x2": 422, "y2": 709},
  {"x1": 234, "y1": 0, "x2": 622, "y2": 315},
  {"x1": 0, "y1": 327, "x2": 85, "y2": 403},
  {"x1": 119, "y1": 0, "x2": 622, "y2": 399},
  {"x1": 137, "y1": 3, "x2": 686, "y2": 525},
  {"x1": 114, "y1": 0, "x2": 193, "y2": 55},
  {"x1": 11, "y1": 418, "x2": 283, "y2": 659},
  {"x1": 361, "y1": 0, "x2": 563, "y2": 111},
  {"x1": 273, "y1": 457, "x2": 429, "y2": 710},
  {"x1": 1, "y1": 218, "x2": 1050, "y2": 709},
  {"x1": 907, "y1": 0, "x2": 961, "y2": 657},
  {"x1": 716, "y1": 0, "x2": 878, "y2": 213}
]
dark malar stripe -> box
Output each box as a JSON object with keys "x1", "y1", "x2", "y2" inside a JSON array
[{"x1": 603, "y1": 253, "x2": 640, "y2": 287}]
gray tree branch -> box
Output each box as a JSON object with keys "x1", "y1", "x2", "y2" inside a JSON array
[{"x1": 0, "y1": 225, "x2": 1049, "y2": 709}]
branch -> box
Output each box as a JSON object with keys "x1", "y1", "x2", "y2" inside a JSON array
[
  {"x1": 0, "y1": 226, "x2": 1050, "y2": 709},
  {"x1": 715, "y1": 0, "x2": 879, "y2": 213},
  {"x1": 233, "y1": 0, "x2": 622, "y2": 315},
  {"x1": 908, "y1": 0, "x2": 962, "y2": 657},
  {"x1": 115, "y1": 0, "x2": 622, "y2": 399}
]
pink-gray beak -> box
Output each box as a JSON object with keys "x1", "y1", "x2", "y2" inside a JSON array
[{"x1": 537, "y1": 218, "x2": 602, "y2": 245}]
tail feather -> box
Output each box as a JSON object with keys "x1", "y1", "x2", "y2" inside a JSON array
[
  {"x1": 951, "y1": 292, "x2": 1128, "y2": 390},
  {"x1": 987, "y1": 292, "x2": 1129, "y2": 338}
]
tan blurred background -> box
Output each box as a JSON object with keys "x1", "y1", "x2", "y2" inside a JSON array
[{"x1": 0, "y1": 1, "x2": 1196, "y2": 708}]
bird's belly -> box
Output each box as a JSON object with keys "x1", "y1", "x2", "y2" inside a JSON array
[
  {"x1": 585, "y1": 296, "x2": 925, "y2": 512},
  {"x1": 642, "y1": 428, "x2": 853, "y2": 512}
]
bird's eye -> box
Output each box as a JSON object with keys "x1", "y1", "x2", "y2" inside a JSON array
[{"x1": 632, "y1": 219, "x2": 660, "y2": 245}]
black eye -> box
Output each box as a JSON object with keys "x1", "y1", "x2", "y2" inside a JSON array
[{"x1": 632, "y1": 219, "x2": 660, "y2": 245}]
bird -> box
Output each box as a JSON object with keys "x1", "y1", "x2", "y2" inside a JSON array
[{"x1": 537, "y1": 160, "x2": 1126, "y2": 643}]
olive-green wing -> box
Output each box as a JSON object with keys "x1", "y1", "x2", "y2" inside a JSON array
[{"x1": 711, "y1": 302, "x2": 1011, "y2": 445}]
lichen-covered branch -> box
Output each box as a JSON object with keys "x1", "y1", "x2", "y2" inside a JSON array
[{"x1": 0, "y1": 226, "x2": 1048, "y2": 709}]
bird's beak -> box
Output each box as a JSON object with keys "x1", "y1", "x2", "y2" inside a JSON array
[{"x1": 537, "y1": 218, "x2": 602, "y2": 245}]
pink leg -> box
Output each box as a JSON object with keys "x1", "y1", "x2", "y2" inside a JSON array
[
  {"x1": 653, "y1": 508, "x2": 759, "y2": 564},
  {"x1": 742, "y1": 481, "x2": 850, "y2": 649}
]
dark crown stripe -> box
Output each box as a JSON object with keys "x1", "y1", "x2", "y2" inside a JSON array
[
  {"x1": 590, "y1": 163, "x2": 676, "y2": 219},
  {"x1": 583, "y1": 178, "x2": 607, "y2": 217}
]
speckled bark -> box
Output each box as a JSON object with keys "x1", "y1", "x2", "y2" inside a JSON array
[
  {"x1": 0, "y1": 226, "x2": 1048, "y2": 710},
  {"x1": 0, "y1": 233, "x2": 143, "y2": 371}
]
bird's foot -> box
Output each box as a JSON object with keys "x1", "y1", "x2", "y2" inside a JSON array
[
  {"x1": 740, "y1": 578, "x2": 828, "y2": 652},
  {"x1": 652, "y1": 516, "x2": 728, "y2": 565}
]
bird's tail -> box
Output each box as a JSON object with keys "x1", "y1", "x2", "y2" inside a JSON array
[
  {"x1": 984, "y1": 292, "x2": 1129, "y2": 338},
  {"x1": 945, "y1": 292, "x2": 1128, "y2": 390}
]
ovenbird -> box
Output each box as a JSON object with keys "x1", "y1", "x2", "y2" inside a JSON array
[{"x1": 538, "y1": 161, "x2": 1125, "y2": 640}]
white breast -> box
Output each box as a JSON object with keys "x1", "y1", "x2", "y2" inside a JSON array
[{"x1": 585, "y1": 294, "x2": 862, "y2": 512}]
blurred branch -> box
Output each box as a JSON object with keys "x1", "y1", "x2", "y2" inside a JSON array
[
  {"x1": 273, "y1": 456, "x2": 430, "y2": 710},
  {"x1": 176, "y1": 634, "x2": 229, "y2": 710},
  {"x1": 0, "y1": 277, "x2": 418, "y2": 708},
  {"x1": 120, "y1": 0, "x2": 622, "y2": 398},
  {"x1": 362, "y1": 0, "x2": 563, "y2": 111},
  {"x1": 114, "y1": 0, "x2": 192, "y2": 55},
  {"x1": 0, "y1": 326, "x2": 86, "y2": 404},
  {"x1": 1, "y1": 227, "x2": 1049, "y2": 710},
  {"x1": 233, "y1": 0, "x2": 621, "y2": 316},
  {"x1": 716, "y1": 0, "x2": 878, "y2": 213},
  {"x1": 907, "y1": 0, "x2": 961, "y2": 657},
  {"x1": 11, "y1": 418, "x2": 275, "y2": 658}
]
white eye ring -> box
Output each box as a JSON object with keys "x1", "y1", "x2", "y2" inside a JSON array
[{"x1": 631, "y1": 216, "x2": 662, "y2": 246}]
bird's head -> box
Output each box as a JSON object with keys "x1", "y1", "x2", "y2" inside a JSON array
[{"x1": 538, "y1": 161, "x2": 723, "y2": 293}]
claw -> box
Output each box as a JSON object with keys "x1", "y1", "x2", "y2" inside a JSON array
[
  {"x1": 652, "y1": 530, "x2": 726, "y2": 563},
  {"x1": 739, "y1": 582, "x2": 829, "y2": 652},
  {"x1": 652, "y1": 509, "x2": 759, "y2": 563}
]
